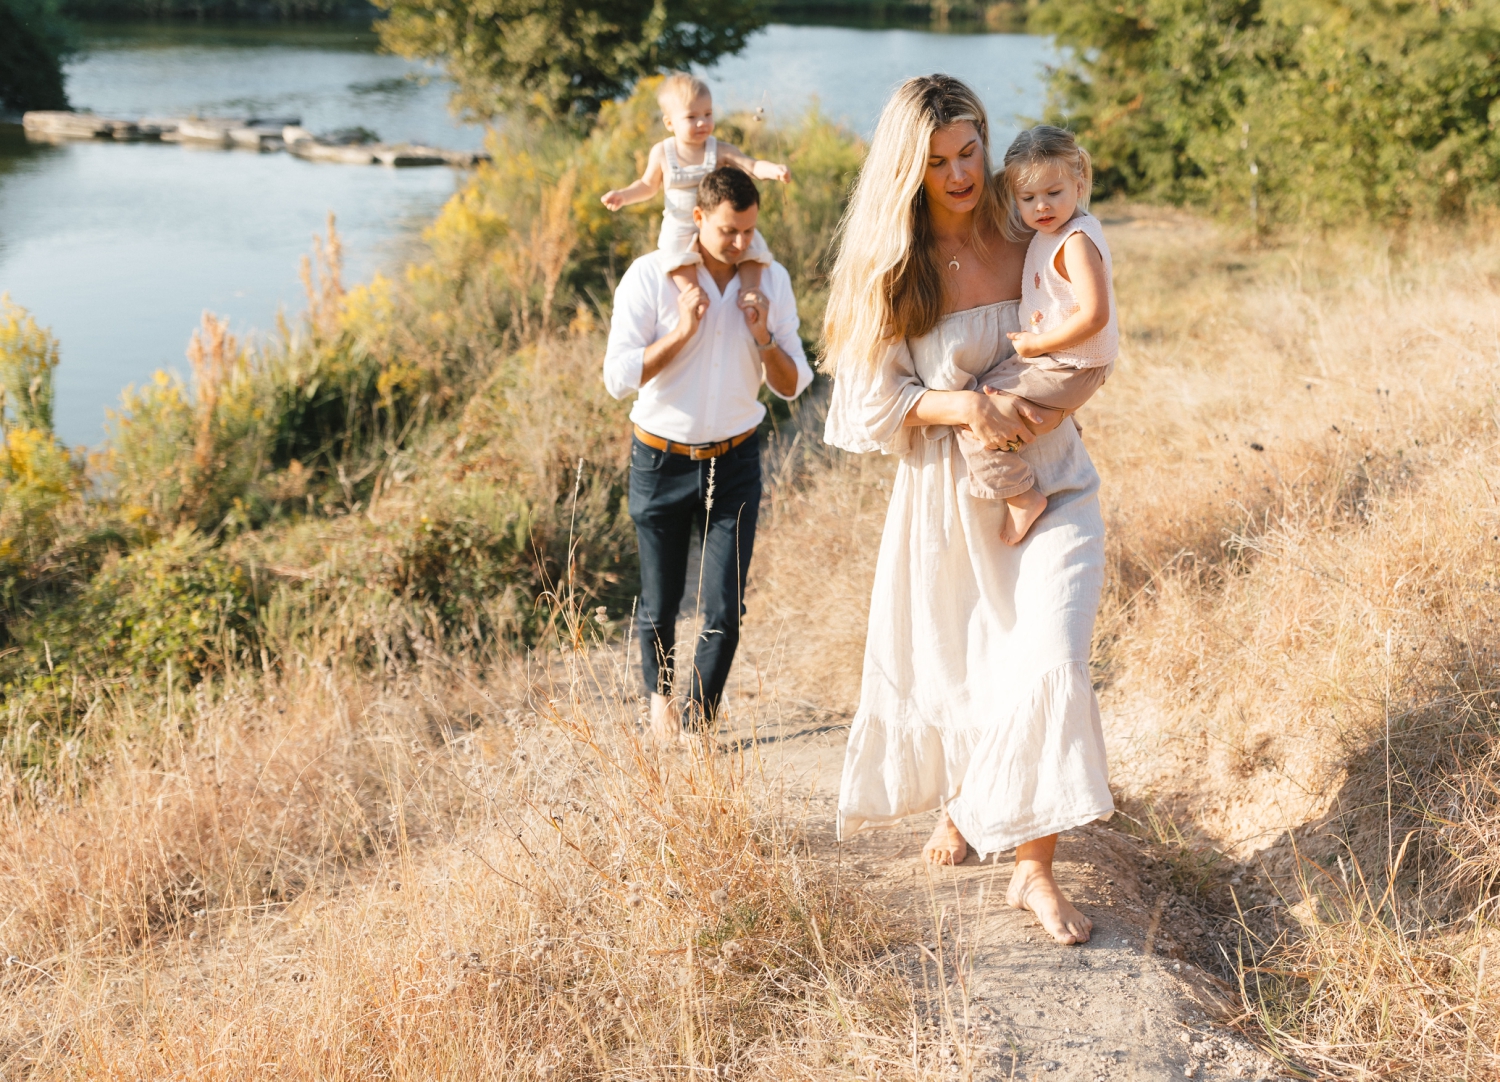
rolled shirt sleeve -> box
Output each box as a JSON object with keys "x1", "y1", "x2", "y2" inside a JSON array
[
  {"x1": 602, "y1": 259, "x2": 659, "y2": 400},
  {"x1": 762, "y1": 262, "x2": 814, "y2": 402}
]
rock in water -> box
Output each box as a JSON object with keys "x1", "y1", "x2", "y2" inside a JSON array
[
  {"x1": 176, "y1": 118, "x2": 242, "y2": 146},
  {"x1": 22, "y1": 111, "x2": 114, "y2": 140}
]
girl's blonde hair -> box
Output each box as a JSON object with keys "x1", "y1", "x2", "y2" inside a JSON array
[
  {"x1": 822, "y1": 74, "x2": 1008, "y2": 376},
  {"x1": 1000, "y1": 125, "x2": 1093, "y2": 241},
  {"x1": 657, "y1": 72, "x2": 711, "y2": 112}
]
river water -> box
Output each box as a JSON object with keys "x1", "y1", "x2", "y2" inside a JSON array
[{"x1": 0, "y1": 21, "x2": 1053, "y2": 445}]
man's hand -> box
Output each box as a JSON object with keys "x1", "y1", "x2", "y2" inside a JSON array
[
  {"x1": 1006, "y1": 330, "x2": 1046, "y2": 358},
  {"x1": 742, "y1": 287, "x2": 800, "y2": 397},
  {"x1": 739, "y1": 288, "x2": 770, "y2": 344},
  {"x1": 639, "y1": 279, "x2": 708, "y2": 388},
  {"x1": 675, "y1": 281, "x2": 708, "y2": 341}
]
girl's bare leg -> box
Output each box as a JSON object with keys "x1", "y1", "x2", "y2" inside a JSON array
[
  {"x1": 737, "y1": 260, "x2": 765, "y2": 305},
  {"x1": 922, "y1": 810, "x2": 968, "y2": 865},
  {"x1": 1006, "y1": 834, "x2": 1092, "y2": 944},
  {"x1": 668, "y1": 239, "x2": 702, "y2": 301}
]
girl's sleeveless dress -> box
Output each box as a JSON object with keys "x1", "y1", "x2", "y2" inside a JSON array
[
  {"x1": 660, "y1": 136, "x2": 772, "y2": 272},
  {"x1": 824, "y1": 300, "x2": 1114, "y2": 857}
]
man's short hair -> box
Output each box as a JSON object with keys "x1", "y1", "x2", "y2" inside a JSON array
[{"x1": 697, "y1": 167, "x2": 760, "y2": 214}]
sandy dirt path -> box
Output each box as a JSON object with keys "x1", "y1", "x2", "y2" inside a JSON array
[{"x1": 738, "y1": 716, "x2": 1285, "y2": 1082}]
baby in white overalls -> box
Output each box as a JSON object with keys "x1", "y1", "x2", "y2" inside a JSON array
[
  {"x1": 943, "y1": 125, "x2": 1119, "y2": 546},
  {"x1": 601, "y1": 73, "x2": 792, "y2": 303}
]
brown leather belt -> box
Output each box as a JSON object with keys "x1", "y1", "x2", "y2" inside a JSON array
[{"x1": 633, "y1": 423, "x2": 756, "y2": 461}]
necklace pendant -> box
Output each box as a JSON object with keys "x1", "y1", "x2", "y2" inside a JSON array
[{"x1": 948, "y1": 257, "x2": 960, "y2": 271}]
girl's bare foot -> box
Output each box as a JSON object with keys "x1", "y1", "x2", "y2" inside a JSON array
[
  {"x1": 1000, "y1": 486, "x2": 1048, "y2": 545},
  {"x1": 649, "y1": 693, "x2": 681, "y2": 743},
  {"x1": 922, "y1": 812, "x2": 968, "y2": 865},
  {"x1": 1006, "y1": 859, "x2": 1092, "y2": 945}
]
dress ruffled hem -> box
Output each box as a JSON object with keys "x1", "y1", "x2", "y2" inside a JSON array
[{"x1": 837, "y1": 661, "x2": 1114, "y2": 859}]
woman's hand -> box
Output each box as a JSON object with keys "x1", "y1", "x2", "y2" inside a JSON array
[
  {"x1": 904, "y1": 388, "x2": 1066, "y2": 447},
  {"x1": 962, "y1": 390, "x2": 1030, "y2": 450}
]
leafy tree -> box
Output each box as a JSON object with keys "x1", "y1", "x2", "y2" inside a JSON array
[
  {"x1": 374, "y1": 0, "x2": 766, "y2": 120},
  {"x1": 0, "y1": 0, "x2": 72, "y2": 113},
  {"x1": 1031, "y1": 0, "x2": 1500, "y2": 227}
]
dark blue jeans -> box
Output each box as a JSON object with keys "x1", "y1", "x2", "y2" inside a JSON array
[{"x1": 628, "y1": 432, "x2": 761, "y2": 721}]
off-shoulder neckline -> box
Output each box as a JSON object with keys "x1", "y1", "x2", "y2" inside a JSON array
[{"x1": 938, "y1": 298, "x2": 1020, "y2": 322}]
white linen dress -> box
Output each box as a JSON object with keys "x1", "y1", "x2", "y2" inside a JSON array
[{"x1": 824, "y1": 299, "x2": 1114, "y2": 858}]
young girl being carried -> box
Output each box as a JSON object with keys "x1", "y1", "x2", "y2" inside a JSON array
[
  {"x1": 950, "y1": 126, "x2": 1118, "y2": 545},
  {"x1": 601, "y1": 73, "x2": 792, "y2": 305}
]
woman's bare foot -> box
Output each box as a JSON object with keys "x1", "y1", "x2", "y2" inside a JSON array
[
  {"x1": 1000, "y1": 486, "x2": 1048, "y2": 546},
  {"x1": 922, "y1": 812, "x2": 968, "y2": 865},
  {"x1": 649, "y1": 693, "x2": 681, "y2": 743},
  {"x1": 1006, "y1": 856, "x2": 1092, "y2": 945}
]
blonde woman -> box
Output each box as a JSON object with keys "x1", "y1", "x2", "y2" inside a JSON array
[{"x1": 823, "y1": 75, "x2": 1113, "y2": 945}]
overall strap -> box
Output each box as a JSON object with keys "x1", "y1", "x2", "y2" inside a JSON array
[
  {"x1": 702, "y1": 136, "x2": 718, "y2": 172},
  {"x1": 662, "y1": 138, "x2": 681, "y2": 185}
]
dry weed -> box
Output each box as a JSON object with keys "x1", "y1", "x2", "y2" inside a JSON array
[{"x1": 0, "y1": 627, "x2": 928, "y2": 1078}]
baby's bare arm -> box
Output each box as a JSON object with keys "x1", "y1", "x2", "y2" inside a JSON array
[
  {"x1": 1008, "y1": 232, "x2": 1109, "y2": 357},
  {"x1": 601, "y1": 143, "x2": 666, "y2": 210},
  {"x1": 718, "y1": 142, "x2": 792, "y2": 183}
]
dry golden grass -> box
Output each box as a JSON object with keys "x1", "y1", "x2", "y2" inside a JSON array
[
  {"x1": 0, "y1": 617, "x2": 938, "y2": 1078},
  {"x1": 1083, "y1": 207, "x2": 1500, "y2": 1079},
  {"x1": 729, "y1": 207, "x2": 1500, "y2": 1078}
]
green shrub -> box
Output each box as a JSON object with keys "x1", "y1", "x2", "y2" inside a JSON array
[
  {"x1": 1033, "y1": 0, "x2": 1500, "y2": 227},
  {"x1": 0, "y1": 298, "x2": 88, "y2": 618},
  {"x1": 5, "y1": 528, "x2": 255, "y2": 696},
  {"x1": 0, "y1": 0, "x2": 71, "y2": 113}
]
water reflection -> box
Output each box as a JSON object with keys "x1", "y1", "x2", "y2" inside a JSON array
[{"x1": 704, "y1": 24, "x2": 1054, "y2": 142}]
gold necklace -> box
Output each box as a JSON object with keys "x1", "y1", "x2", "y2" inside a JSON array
[{"x1": 941, "y1": 227, "x2": 975, "y2": 271}]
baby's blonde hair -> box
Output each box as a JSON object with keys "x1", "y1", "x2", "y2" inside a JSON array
[
  {"x1": 657, "y1": 72, "x2": 711, "y2": 112},
  {"x1": 1000, "y1": 125, "x2": 1094, "y2": 240}
]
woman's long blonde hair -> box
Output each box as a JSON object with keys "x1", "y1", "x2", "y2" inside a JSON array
[{"x1": 821, "y1": 74, "x2": 1008, "y2": 375}]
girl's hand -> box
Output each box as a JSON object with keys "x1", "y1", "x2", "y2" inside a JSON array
[
  {"x1": 1006, "y1": 331, "x2": 1046, "y2": 359},
  {"x1": 756, "y1": 161, "x2": 792, "y2": 183},
  {"x1": 601, "y1": 190, "x2": 626, "y2": 212}
]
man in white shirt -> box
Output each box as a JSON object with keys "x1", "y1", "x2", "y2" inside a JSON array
[{"x1": 604, "y1": 167, "x2": 814, "y2": 737}]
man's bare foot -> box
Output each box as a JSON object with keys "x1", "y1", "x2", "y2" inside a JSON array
[
  {"x1": 922, "y1": 812, "x2": 968, "y2": 865},
  {"x1": 1000, "y1": 486, "x2": 1048, "y2": 546},
  {"x1": 1006, "y1": 859, "x2": 1092, "y2": 945},
  {"x1": 649, "y1": 693, "x2": 681, "y2": 743}
]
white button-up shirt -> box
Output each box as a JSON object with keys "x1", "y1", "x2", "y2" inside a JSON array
[{"x1": 603, "y1": 250, "x2": 813, "y2": 445}]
